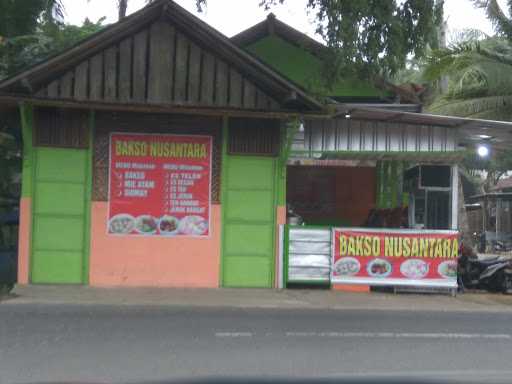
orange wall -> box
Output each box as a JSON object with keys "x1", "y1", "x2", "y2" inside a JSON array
[
  {"x1": 17, "y1": 197, "x2": 31, "y2": 284},
  {"x1": 89, "y1": 202, "x2": 221, "y2": 287}
]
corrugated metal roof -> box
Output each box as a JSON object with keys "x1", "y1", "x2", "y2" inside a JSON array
[{"x1": 336, "y1": 105, "x2": 512, "y2": 151}]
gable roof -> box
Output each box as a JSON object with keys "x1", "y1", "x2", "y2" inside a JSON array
[
  {"x1": 0, "y1": 0, "x2": 323, "y2": 112},
  {"x1": 231, "y1": 13, "x2": 325, "y2": 58},
  {"x1": 231, "y1": 14, "x2": 394, "y2": 101}
]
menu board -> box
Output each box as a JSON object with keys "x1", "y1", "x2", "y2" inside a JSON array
[
  {"x1": 108, "y1": 133, "x2": 212, "y2": 237},
  {"x1": 332, "y1": 228, "x2": 459, "y2": 288}
]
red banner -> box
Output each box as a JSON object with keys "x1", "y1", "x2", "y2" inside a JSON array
[
  {"x1": 332, "y1": 228, "x2": 458, "y2": 287},
  {"x1": 108, "y1": 133, "x2": 212, "y2": 237}
]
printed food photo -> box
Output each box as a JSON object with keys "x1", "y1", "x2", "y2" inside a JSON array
[
  {"x1": 159, "y1": 216, "x2": 180, "y2": 236},
  {"x1": 109, "y1": 214, "x2": 136, "y2": 234},
  {"x1": 135, "y1": 215, "x2": 158, "y2": 235},
  {"x1": 367, "y1": 259, "x2": 392, "y2": 278},
  {"x1": 400, "y1": 259, "x2": 429, "y2": 279},
  {"x1": 438, "y1": 260, "x2": 457, "y2": 279},
  {"x1": 334, "y1": 257, "x2": 361, "y2": 276},
  {"x1": 179, "y1": 215, "x2": 208, "y2": 235}
]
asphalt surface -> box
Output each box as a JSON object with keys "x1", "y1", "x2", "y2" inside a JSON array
[{"x1": 1, "y1": 304, "x2": 512, "y2": 384}]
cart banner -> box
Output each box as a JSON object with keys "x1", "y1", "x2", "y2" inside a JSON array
[
  {"x1": 108, "y1": 133, "x2": 212, "y2": 237},
  {"x1": 332, "y1": 228, "x2": 458, "y2": 287}
]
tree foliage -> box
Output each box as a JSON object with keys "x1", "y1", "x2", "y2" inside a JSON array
[
  {"x1": 425, "y1": 37, "x2": 512, "y2": 110},
  {"x1": 0, "y1": 17, "x2": 105, "y2": 80},
  {"x1": 0, "y1": 0, "x2": 64, "y2": 38},
  {"x1": 473, "y1": 0, "x2": 512, "y2": 40},
  {"x1": 463, "y1": 149, "x2": 512, "y2": 192},
  {"x1": 0, "y1": 2, "x2": 105, "y2": 208}
]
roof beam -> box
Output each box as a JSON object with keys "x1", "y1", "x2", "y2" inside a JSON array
[{"x1": 0, "y1": 94, "x2": 328, "y2": 119}]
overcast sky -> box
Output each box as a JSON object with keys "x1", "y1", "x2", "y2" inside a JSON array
[{"x1": 61, "y1": 0, "x2": 505, "y2": 42}]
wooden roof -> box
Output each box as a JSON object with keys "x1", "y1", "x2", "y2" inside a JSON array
[{"x1": 0, "y1": 0, "x2": 323, "y2": 112}]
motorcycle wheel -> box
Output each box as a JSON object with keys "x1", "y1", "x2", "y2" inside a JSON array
[
  {"x1": 0, "y1": 283, "x2": 13, "y2": 296},
  {"x1": 502, "y1": 275, "x2": 512, "y2": 294}
]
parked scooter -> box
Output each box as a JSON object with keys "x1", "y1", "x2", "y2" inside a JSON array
[
  {"x1": 458, "y1": 243, "x2": 512, "y2": 293},
  {"x1": 472, "y1": 231, "x2": 512, "y2": 253}
]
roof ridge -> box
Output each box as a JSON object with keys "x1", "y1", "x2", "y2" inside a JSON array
[{"x1": 231, "y1": 13, "x2": 325, "y2": 56}]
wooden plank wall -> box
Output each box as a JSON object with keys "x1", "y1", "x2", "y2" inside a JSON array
[
  {"x1": 34, "y1": 108, "x2": 89, "y2": 149},
  {"x1": 228, "y1": 118, "x2": 280, "y2": 156},
  {"x1": 35, "y1": 21, "x2": 281, "y2": 110}
]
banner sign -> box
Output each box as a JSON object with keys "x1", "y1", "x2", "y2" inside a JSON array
[
  {"x1": 108, "y1": 133, "x2": 212, "y2": 237},
  {"x1": 332, "y1": 228, "x2": 458, "y2": 287}
]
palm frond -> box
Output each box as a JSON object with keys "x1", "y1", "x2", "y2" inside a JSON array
[
  {"x1": 427, "y1": 95, "x2": 512, "y2": 120},
  {"x1": 472, "y1": 0, "x2": 512, "y2": 38},
  {"x1": 424, "y1": 42, "x2": 482, "y2": 80},
  {"x1": 448, "y1": 28, "x2": 489, "y2": 45}
]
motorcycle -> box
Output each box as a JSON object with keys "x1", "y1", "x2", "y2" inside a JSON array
[
  {"x1": 472, "y1": 231, "x2": 512, "y2": 253},
  {"x1": 458, "y1": 243, "x2": 512, "y2": 293}
]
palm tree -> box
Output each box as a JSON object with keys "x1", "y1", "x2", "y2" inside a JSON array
[
  {"x1": 424, "y1": 35, "x2": 512, "y2": 120},
  {"x1": 473, "y1": 0, "x2": 512, "y2": 40},
  {"x1": 421, "y1": 0, "x2": 512, "y2": 208},
  {"x1": 423, "y1": 0, "x2": 512, "y2": 119}
]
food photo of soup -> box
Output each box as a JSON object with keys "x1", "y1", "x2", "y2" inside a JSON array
[
  {"x1": 400, "y1": 259, "x2": 429, "y2": 279},
  {"x1": 179, "y1": 216, "x2": 208, "y2": 236},
  {"x1": 438, "y1": 260, "x2": 457, "y2": 279},
  {"x1": 334, "y1": 257, "x2": 361, "y2": 276},
  {"x1": 109, "y1": 214, "x2": 136, "y2": 234}
]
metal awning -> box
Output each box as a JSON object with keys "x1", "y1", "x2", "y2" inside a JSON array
[{"x1": 336, "y1": 105, "x2": 512, "y2": 151}]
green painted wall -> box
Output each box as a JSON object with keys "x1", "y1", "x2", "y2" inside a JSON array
[
  {"x1": 28, "y1": 110, "x2": 94, "y2": 284},
  {"x1": 221, "y1": 120, "x2": 277, "y2": 288},
  {"x1": 31, "y1": 147, "x2": 89, "y2": 284},
  {"x1": 245, "y1": 35, "x2": 385, "y2": 98},
  {"x1": 221, "y1": 156, "x2": 277, "y2": 287}
]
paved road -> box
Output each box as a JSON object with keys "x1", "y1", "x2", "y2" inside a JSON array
[{"x1": 1, "y1": 304, "x2": 512, "y2": 383}]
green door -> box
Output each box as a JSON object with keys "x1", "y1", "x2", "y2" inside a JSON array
[
  {"x1": 31, "y1": 148, "x2": 88, "y2": 284},
  {"x1": 222, "y1": 156, "x2": 276, "y2": 287}
]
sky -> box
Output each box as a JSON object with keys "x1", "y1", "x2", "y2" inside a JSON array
[{"x1": 61, "y1": 0, "x2": 505, "y2": 42}]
